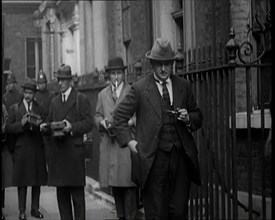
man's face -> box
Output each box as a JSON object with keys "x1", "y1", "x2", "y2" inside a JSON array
[
  {"x1": 109, "y1": 69, "x2": 124, "y2": 87},
  {"x1": 37, "y1": 82, "x2": 47, "y2": 92},
  {"x1": 151, "y1": 60, "x2": 173, "y2": 82},
  {"x1": 58, "y1": 78, "x2": 71, "y2": 93},
  {"x1": 23, "y1": 89, "x2": 35, "y2": 103}
]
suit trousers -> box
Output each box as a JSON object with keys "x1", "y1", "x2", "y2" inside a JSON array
[
  {"x1": 112, "y1": 186, "x2": 138, "y2": 220},
  {"x1": 142, "y1": 147, "x2": 191, "y2": 220},
  {"x1": 18, "y1": 186, "x2": 41, "y2": 212},
  {"x1": 56, "y1": 186, "x2": 85, "y2": 220}
]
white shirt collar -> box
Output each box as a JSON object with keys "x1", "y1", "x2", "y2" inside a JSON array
[
  {"x1": 23, "y1": 99, "x2": 32, "y2": 112},
  {"x1": 62, "y1": 87, "x2": 72, "y2": 102},
  {"x1": 153, "y1": 73, "x2": 171, "y2": 85},
  {"x1": 153, "y1": 73, "x2": 173, "y2": 105},
  {"x1": 111, "y1": 81, "x2": 124, "y2": 98}
]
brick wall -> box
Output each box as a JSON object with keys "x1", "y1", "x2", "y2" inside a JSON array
[
  {"x1": 3, "y1": 4, "x2": 39, "y2": 87},
  {"x1": 236, "y1": 129, "x2": 271, "y2": 197}
]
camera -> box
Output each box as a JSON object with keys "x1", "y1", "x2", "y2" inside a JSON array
[
  {"x1": 26, "y1": 112, "x2": 42, "y2": 126},
  {"x1": 51, "y1": 121, "x2": 66, "y2": 137}
]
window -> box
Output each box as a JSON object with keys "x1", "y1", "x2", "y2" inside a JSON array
[
  {"x1": 171, "y1": 0, "x2": 183, "y2": 50},
  {"x1": 26, "y1": 37, "x2": 42, "y2": 79},
  {"x1": 251, "y1": 0, "x2": 271, "y2": 107},
  {"x1": 122, "y1": 1, "x2": 131, "y2": 45}
]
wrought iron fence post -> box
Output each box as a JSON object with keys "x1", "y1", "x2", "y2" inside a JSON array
[
  {"x1": 225, "y1": 28, "x2": 239, "y2": 65},
  {"x1": 225, "y1": 27, "x2": 238, "y2": 219}
]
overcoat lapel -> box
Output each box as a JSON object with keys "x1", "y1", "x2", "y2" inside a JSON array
[
  {"x1": 18, "y1": 101, "x2": 27, "y2": 118},
  {"x1": 145, "y1": 74, "x2": 162, "y2": 119},
  {"x1": 171, "y1": 74, "x2": 184, "y2": 110},
  {"x1": 106, "y1": 85, "x2": 116, "y2": 107}
]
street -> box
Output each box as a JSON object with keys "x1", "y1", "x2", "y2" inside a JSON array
[{"x1": 2, "y1": 186, "x2": 118, "y2": 220}]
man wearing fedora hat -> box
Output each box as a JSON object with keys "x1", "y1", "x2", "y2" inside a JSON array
[
  {"x1": 6, "y1": 79, "x2": 47, "y2": 220},
  {"x1": 111, "y1": 38, "x2": 203, "y2": 219},
  {"x1": 94, "y1": 57, "x2": 138, "y2": 220},
  {"x1": 40, "y1": 64, "x2": 93, "y2": 220}
]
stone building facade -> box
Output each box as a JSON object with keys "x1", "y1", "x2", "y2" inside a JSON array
[{"x1": 2, "y1": 1, "x2": 41, "y2": 88}]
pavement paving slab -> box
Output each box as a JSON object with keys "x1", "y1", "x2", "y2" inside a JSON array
[{"x1": 3, "y1": 186, "x2": 117, "y2": 220}]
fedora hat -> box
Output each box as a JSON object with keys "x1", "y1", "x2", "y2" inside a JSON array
[
  {"x1": 21, "y1": 79, "x2": 37, "y2": 92},
  {"x1": 6, "y1": 74, "x2": 17, "y2": 84},
  {"x1": 105, "y1": 57, "x2": 127, "y2": 72},
  {"x1": 54, "y1": 64, "x2": 73, "y2": 79},
  {"x1": 145, "y1": 38, "x2": 177, "y2": 61}
]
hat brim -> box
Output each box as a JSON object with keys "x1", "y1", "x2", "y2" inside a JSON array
[
  {"x1": 54, "y1": 73, "x2": 73, "y2": 79},
  {"x1": 145, "y1": 51, "x2": 177, "y2": 61},
  {"x1": 105, "y1": 66, "x2": 127, "y2": 72},
  {"x1": 21, "y1": 85, "x2": 37, "y2": 92}
]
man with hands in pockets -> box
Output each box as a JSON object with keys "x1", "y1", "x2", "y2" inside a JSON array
[{"x1": 111, "y1": 38, "x2": 203, "y2": 220}]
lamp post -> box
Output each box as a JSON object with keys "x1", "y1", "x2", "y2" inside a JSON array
[{"x1": 33, "y1": 10, "x2": 41, "y2": 80}]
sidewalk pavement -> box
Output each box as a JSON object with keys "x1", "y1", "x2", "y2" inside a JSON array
[
  {"x1": 85, "y1": 176, "x2": 145, "y2": 220},
  {"x1": 2, "y1": 177, "x2": 144, "y2": 220}
]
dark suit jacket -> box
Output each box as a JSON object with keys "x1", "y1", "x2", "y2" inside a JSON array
[
  {"x1": 112, "y1": 73, "x2": 203, "y2": 189},
  {"x1": 46, "y1": 88, "x2": 93, "y2": 186}
]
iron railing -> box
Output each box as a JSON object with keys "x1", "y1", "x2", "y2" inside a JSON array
[{"x1": 177, "y1": 29, "x2": 272, "y2": 220}]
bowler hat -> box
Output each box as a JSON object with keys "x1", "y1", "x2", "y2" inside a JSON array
[
  {"x1": 21, "y1": 79, "x2": 37, "y2": 91},
  {"x1": 145, "y1": 38, "x2": 177, "y2": 61},
  {"x1": 37, "y1": 71, "x2": 48, "y2": 83},
  {"x1": 54, "y1": 64, "x2": 73, "y2": 79},
  {"x1": 105, "y1": 57, "x2": 127, "y2": 72},
  {"x1": 6, "y1": 74, "x2": 17, "y2": 84}
]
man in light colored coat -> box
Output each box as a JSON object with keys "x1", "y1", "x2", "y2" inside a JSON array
[{"x1": 94, "y1": 57, "x2": 138, "y2": 220}]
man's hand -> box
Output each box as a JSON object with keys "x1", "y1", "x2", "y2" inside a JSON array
[
  {"x1": 63, "y1": 119, "x2": 72, "y2": 133},
  {"x1": 40, "y1": 122, "x2": 48, "y2": 132},
  {"x1": 21, "y1": 114, "x2": 28, "y2": 127},
  {"x1": 177, "y1": 108, "x2": 190, "y2": 124},
  {"x1": 100, "y1": 118, "x2": 108, "y2": 130},
  {"x1": 128, "y1": 119, "x2": 134, "y2": 127},
  {"x1": 128, "y1": 140, "x2": 138, "y2": 154}
]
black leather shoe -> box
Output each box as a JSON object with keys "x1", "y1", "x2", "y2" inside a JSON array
[
  {"x1": 31, "y1": 209, "x2": 43, "y2": 219},
  {"x1": 18, "y1": 213, "x2": 27, "y2": 220},
  {"x1": 2, "y1": 215, "x2": 5, "y2": 220}
]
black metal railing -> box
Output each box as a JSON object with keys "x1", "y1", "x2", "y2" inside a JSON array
[{"x1": 175, "y1": 29, "x2": 272, "y2": 220}]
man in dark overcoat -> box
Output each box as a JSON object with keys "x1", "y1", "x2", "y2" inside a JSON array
[
  {"x1": 3, "y1": 74, "x2": 24, "y2": 154},
  {"x1": 6, "y1": 79, "x2": 47, "y2": 220},
  {"x1": 112, "y1": 38, "x2": 203, "y2": 219},
  {"x1": 35, "y1": 71, "x2": 55, "y2": 164},
  {"x1": 2, "y1": 103, "x2": 13, "y2": 220},
  {"x1": 40, "y1": 64, "x2": 93, "y2": 220}
]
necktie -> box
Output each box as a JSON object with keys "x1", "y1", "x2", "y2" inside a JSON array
[
  {"x1": 162, "y1": 81, "x2": 171, "y2": 105},
  {"x1": 112, "y1": 87, "x2": 117, "y2": 103},
  {"x1": 28, "y1": 102, "x2": 31, "y2": 113},
  {"x1": 62, "y1": 94, "x2": 66, "y2": 102}
]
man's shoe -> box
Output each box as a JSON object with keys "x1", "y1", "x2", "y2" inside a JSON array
[
  {"x1": 18, "y1": 213, "x2": 27, "y2": 220},
  {"x1": 30, "y1": 209, "x2": 44, "y2": 219},
  {"x1": 2, "y1": 215, "x2": 5, "y2": 220}
]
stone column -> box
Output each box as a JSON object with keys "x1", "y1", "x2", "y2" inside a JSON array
[{"x1": 93, "y1": 1, "x2": 108, "y2": 71}]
